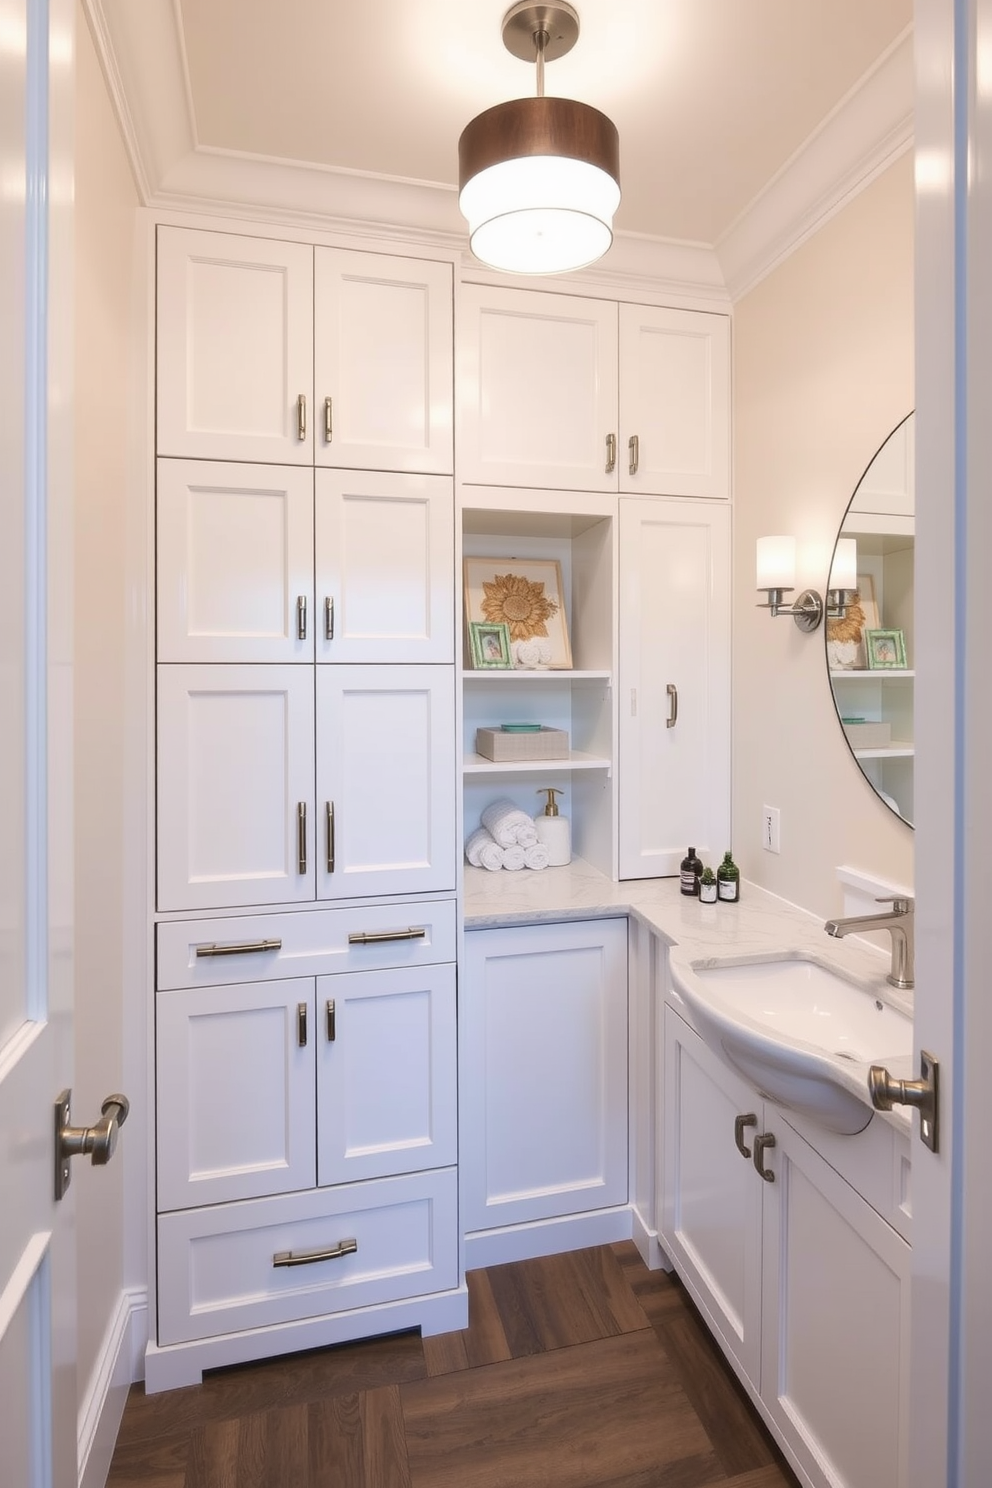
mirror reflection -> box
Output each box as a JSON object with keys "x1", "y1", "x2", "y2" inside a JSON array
[{"x1": 826, "y1": 413, "x2": 914, "y2": 826}]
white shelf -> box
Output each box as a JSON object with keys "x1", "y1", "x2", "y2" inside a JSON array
[
  {"x1": 462, "y1": 669, "x2": 611, "y2": 682},
  {"x1": 830, "y1": 669, "x2": 914, "y2": 679},
  {"x1": 853, "y1": 744, "x2": 914, "y2": 760},
  {"x1": 463, "y1": 750, "x2": 611, "y2": 775}
]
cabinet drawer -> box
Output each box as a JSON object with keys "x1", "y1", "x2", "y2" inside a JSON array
[
  {"x1": 156, "y1": 901, "x2": 456, "y2": 989},
  {"x1": 157, "y1": 1168, "x2": 458, "y2": 1345}
]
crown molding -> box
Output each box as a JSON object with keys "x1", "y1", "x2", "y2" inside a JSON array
[
  {"x1": 717, "y1": 27, "x2": 915, "y2": 302},
  {"x1": 87, "y1": 0, "x2": 913, "y2": 305}
]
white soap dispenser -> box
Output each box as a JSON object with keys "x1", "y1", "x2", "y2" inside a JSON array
[{"x1": 535, "y1": 787, "x2": 571, "y2": 866}]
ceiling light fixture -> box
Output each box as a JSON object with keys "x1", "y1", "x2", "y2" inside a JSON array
[{"x1": 458, "y1": 2, "x2": 621, "y2": 275}]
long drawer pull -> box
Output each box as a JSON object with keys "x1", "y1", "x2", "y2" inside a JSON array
[
  {"x1": 628, "y1": 432, "x2": 639, "y2": 475},
  {"x1": 666, "y1": 682, "x2": 679, "y2": 729},
  {"x1": 297, "y1": 392, "x2": 307, "y2": 441},
  {"x1": 605, "y1": 432, "x2": 617, "y2": 473},
  {"x1": 734, "y1": 1112, "x2": 757, "y2": 1158},
  {"x1": 325, "y1": 596, "x2": 335, "y2": 640},
  {"x1": 324, "y1": 395, "x2": 333, "y2": 443},
  {"x1": 326, "y1": 998, "x2": 336, "y2": 1042},
  {"x1": 326, "y1": 801, "x2": 335, "y2": 874},
  {"x1": 297, "y1": 1002, "x2": 308, "y2": 1047},
  {"x1": 347, "y1": 927, "x2": 427, "y2": 946},
  {"x1": 273, "y1": 1237, "x2": 357, "y2": 1268},
  {"x1": 298, "y1": 802, "x2": 307, "y2": 875},
  {"x1": 195, "y1": 938, "x2": 282, "y2": 958},
  {"x1": 297, "y1": 594, "x2": 308, "y2": 640}
]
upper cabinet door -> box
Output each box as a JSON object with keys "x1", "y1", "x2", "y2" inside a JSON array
[
  {"x1": 314, "y1": 249, "x2": 453, "y2": 474},
  {"x1": 157, "y1": 227, "x2": 314, "y2": 464},
  {"x1": 315, "y1": 665, "x2": 456, "y2": 902},
  {"x1": 157, "y1": 460, "x2": 315, "y2": 663},
  {"x1": 619, "y1": 305, "x2": 730, "y2": 499},
  {"x1": 458, "y1": 285, "x2": 619, "y2": 491},
  {"x1": 157, "y1": 665, "x2": 316, "y2": 912},
  {"x1": 315, "y1": 469, "x2": 453, "y2": 664}
]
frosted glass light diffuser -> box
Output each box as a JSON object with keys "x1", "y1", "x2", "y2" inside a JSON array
[
  {"x1": 829, "y1": 537, "x2": 857, "y2": 591},
  {"x1": 756, "y1": 535, "x2": 796, "y2": 589},
  {"x1": 460, "y1": 156, "x2": 619, "y2": 274}
]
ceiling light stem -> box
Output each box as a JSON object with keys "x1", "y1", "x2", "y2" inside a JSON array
[{"x1": 534, "y1": 28, "x2": 548, "y2": 97}]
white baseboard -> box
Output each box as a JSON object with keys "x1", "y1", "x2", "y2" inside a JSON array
[
  {"x1": 78, "y1": 1288, "x2": 148, "y2": 1488},
  {"x1": 630, "y1": 1206, "x2": 672, "y2": 1273},
  {"x1": 464, "y1": 1207, "x2": 633, "y2": 1270}
]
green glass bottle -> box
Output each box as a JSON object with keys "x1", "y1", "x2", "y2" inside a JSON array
[{"x1": 717, "y1": 850, "x2": 740, "y2": 903}]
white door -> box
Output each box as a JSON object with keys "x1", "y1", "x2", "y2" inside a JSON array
[
  {"x1": 619, "y1": 304, "x2": 730, "y2": 499},
  {"x1": 156, "y1": 665, "x2": 317, "y2": 911},
  {"x1": 0, "y1": 0, "x2": 76, "y2": 1483},
  {"x1": 618, "y1": 498, "x2": 731, "y2": 878},
  {"x1": 156, "y1": 227, "x2": 314, "y2": 465},
  {"x1": 315, "y1": 665, "x2": 456, "y2": 901},
  {"x1": 314, "y1": 469, "x2": 454, "y2": 664},
  {"x1": 316, "y1": 963, "x2": 457, "y2": 1186},
  {"x1": 313, "y1": 248, "x2": 453, "y2": 474},
  {"x1": 457, "y1": 284, "x2": 619, "y2": 491},
  {"x1": 156, "y1": 459, "x2": 315, "y2": 663}
]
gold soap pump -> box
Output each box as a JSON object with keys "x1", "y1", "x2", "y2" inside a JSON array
[{"x1": 535, "y1": 787, "x2": 571, "y2": 866}]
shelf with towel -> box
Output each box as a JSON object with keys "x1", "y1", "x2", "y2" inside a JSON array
[
  {"x1": 463, "y1": 751, "x2": 611, "y2": 775},
  {"x1": 462, "y1": 669, "x2": 612, "y2": 683}
]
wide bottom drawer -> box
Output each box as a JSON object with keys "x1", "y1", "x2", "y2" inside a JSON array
[{"x1": 157, "y1": 1168, "x2": 458, "y2": 1346}]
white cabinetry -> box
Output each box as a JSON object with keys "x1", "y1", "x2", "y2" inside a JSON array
[
  {"x1": 458, "y1": 284, "x2": 729, "y2": 498},
  {"x1": 662, "y1": 1005, "x2": 910, "y2": 1488},
  {"x1": 152, "y1": 903, "x2": 459, "y2": 1374},
  {"x1": 618, "y1": 498, "x2": 731, "y2": 878},
  {"x1": 461, "y1": 919, "x2": 628, "y2": 1265},
  {"x1": 157, "y1": 227, "x2": 453, "y2": 473}
]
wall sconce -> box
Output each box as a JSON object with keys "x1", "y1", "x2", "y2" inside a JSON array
[
  {"x1": 826, "y1": 537, "x2": 858, "y2": 619},
  {"x1": 755, "y1": 536, "x2": 824, "y2": 632}
]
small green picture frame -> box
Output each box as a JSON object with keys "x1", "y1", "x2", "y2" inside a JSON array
[
  {"x1": 865, "y1": 628, "x2": 907, "y2": 670},
  {"x1": 468, "y1": 620, "x2": 513, "y2": 669}
]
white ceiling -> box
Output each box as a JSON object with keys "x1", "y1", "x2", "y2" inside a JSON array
[{"x1": 91, "y1": 0, "x2": 915, "y2": 293}]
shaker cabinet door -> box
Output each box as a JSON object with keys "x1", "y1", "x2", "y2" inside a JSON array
[
  {"x1": 315, "y1": 665, "x2": 456, "y2": 901},
  {"x1": 157, "y1": 459, "x2": 315, "y2": 662},
  {"x1": 157, "y1": 227, "x2": 314, "y2": 464},
  {"x1": 314, "y1": 248, "x2": 452, "y2": 474},
  {"x1": 618, "y1": 498, "x2": 731, "y2": 878},
  {"x1": 157, "y1": 665, "x2": 316, "y2": 912},
  {"x1": 315, "y1": 469, "x2": 453, "y2": 664}
]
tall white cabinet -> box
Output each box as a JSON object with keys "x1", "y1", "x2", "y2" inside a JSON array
[{"x1": 149, "y1": 225, "x2": 461, "y2": 1390}]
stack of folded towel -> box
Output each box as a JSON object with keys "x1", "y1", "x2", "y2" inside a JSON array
[{"x1": 465, "y1": 798, "x2": 552, "y2": 872}]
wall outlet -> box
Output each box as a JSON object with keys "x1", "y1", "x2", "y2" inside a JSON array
[{"x1": 762, "y1": 806, "x2": 781, "y2": 854}]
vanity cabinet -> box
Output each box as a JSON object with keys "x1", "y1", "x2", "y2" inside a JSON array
[
  {"x1": 617, "y1": 497, "x2": 731, "y2": 878},
  {"x1": 457, "y1": 284, "x2": 730, "y2": 498},
  {"x1": 662, "y1": 1004, "x2": 910, "y2": 1488},
  {"x1": 157, "y1": 226, "x2": 453, "y2": 473},
  {"x1": 461, "y1": 918, "x2": 629, "y2": 1265}
]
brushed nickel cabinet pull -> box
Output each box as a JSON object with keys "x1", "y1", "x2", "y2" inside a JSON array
[
  {"x1": 347, "y1": 927, "x2": 427, "y2": 946},
  {"x1": 753, "y1": 1131, "x2": 776, "y2": 1182},
  {"x1": 605, "y1": 432, "x2": 617, "y2": 473},
  {"x1": 734, "y1": 1112, "x2": 757, "y2": 1158},
  {"x1": 666, "y1": 682, "x2": 678, "y2": 729},
  {"x1": 297, "y1": 595, "x2": 308, "y2": 640},
  {"x1": 326, "y1": 998, "x2": 336, "y2": 1042},
  {"x1": 297, "y1": 1002, "x2": 308, "y2": 1047},
  {"x1": 326, "y1": 801, "x2": 335, "y2": 873},
  {"x1": 628, "y1": 433, "x2": 639, "y2": 475},
  {"x1": 196, "y1": 938, "x2": 282, "y2": 958},
  {"x1": 297, "y1": 393, "x2": 307, "y2": 441},
  {"x1": 324, "y1": 395, "x2": 333, "y2": 442},
  {"x1": 325, "y1": 596, "x2": 335, "y2": 640},
  {"x1": 273, "y1": 1237, "x2": 357, "y2": 1268},
  {"x1": 297, "y1": 802, "x2": 307, "y2": 874}
]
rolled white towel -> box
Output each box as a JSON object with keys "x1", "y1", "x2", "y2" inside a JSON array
[
  {"x1": 482, "y1": 797, "x2": 537, "y2": 849},
  {"x1": 502, "y1": 843, "x2": 526, "y2": 871},
  {"x1": 464, "y1": 826, "x2": 504, "y2": 873},
  {"x1": 523, "y1": 842, "x2": 550, "y2": 870}
]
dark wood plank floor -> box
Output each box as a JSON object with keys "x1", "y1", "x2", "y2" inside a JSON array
[{"x1": 109, "y1": 1242, "x2": 799, "y2": 1488}]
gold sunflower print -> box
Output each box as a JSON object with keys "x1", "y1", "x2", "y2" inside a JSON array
[{"x1": 481, "y1": 572, "x2": 559, "y2": 641}]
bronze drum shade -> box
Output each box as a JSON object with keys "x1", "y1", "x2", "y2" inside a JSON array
[{"x1": 458, "y1": 96, "x2": 620, "y2": 186}]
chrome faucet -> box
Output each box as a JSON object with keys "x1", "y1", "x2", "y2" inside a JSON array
[{"x1": 823, "y1": 896, "x2": 914, "y2": 989}]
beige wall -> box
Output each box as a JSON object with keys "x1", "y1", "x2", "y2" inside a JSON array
[
  {"x1": 74, "y1": 2, "x2": 140, "y2": 1415},
  {"x1": 732, "y1": 153, "x2": 915, "y2": 917}
]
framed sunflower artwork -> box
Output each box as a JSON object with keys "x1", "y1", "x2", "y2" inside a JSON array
[{"x1": 463, "y1": 557, "x2": 573, "y2": 669}]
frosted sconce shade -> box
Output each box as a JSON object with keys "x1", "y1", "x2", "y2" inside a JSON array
[
  {"x1": 829, "y1": 538, "x2": 857, "y2": 592},
  {"x1": 756, "y1": 536, "x2": 796, "y2": 590}
]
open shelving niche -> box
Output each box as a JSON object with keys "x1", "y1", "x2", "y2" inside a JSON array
[{"x1": 459, "y1": 490, "x2": 618, "y2": 881}]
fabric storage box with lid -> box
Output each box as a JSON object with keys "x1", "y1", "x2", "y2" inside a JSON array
[{"x1": 475, "y1": 725, "x2": 569, "y2": 761}]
